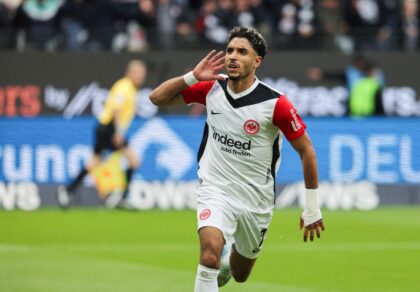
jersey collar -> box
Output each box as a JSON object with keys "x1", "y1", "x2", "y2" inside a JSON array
[
  {"x1": 226, "y1": 77, "x2": 260, "y2": 99},
  {"x1": 217, "y1": 77, "x2": 279, "y2": 109}
]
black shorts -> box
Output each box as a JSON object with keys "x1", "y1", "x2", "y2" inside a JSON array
[{"x1": 93, "y1": 122, "x2": 128, "y2": 155}]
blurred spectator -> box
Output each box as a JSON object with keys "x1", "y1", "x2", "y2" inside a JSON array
[
  {"x1": 273, "y1": 0, "x2": 320, "y2": 49},
  {"x1": 136, "y1": 0, "x2": 158, "y2": 47},
  {"x1": 156, "y1": 0, "x2": 192, "y2": 48},
  {"x1": 400, "y1": 0, "x2": 419, "y2": 51},
  {"x1": 316, "y1": 0, "x2": 352, "y2": 52},
  {"x1": 57, "y1": 0, "x2": 120, "y2": 51},
  {"x1": 343, "y1": 0, "x2": 397, "y2": 51},
  {"x1": 13, "y1": 0, "x2": 64, "y2": 50},
  {"x1": 59, "y1": 0, "x2": 87, "y2": 51},
  {"x1": 194, "y1": 0, "x2": 217, "y2": 44},
  {"x1": 156, "y1": 0, "x2": 176, "y2": 47},
  {"x1": 0, "y1": 1, "x2": 20, "y2": 48},
  {"x1": 378, "y1": 0, "x2": 401, "y2": 50},
  {"x1": 83, "y1": 0, "x2": 118, "y2": 50},
  {"x1": 188, "y1": 0, "x2": 204, "y2": 11},
  {"x1": 215, "y1": 0, "x2": 236, "y2": 26},
  {"x1": 0, "y1": 0, "x2": 20, "y2": 9},
  {"x1": 110, "y1": 0, "x2": 152, "y2": 51},
  {"x1": 174, "y1": 4, "x2": 197, "y2": 47},
  {"x1": 249, "y1": 0, "x2": 272, "y2": 37},
  {"x1": 203, "y1": 0, "x2": 236, "y2": 45},
  {"x1": 234, "y1": 0, "x2": 254, "y2": 27}
]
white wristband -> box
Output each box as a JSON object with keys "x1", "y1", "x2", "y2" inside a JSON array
[
  {"x1": 305, "y1": 189, "x2": 319, "y2": 211},
  {"x1": 302, "y1": 188, "x2": 322, "y2": 226},
  {"x1": 183, "y1": 71, "x2": 199, "y2": 86}
]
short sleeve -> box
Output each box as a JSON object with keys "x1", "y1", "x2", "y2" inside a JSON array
[
  {"x1": 272, "y1": 95, "x2": 306, "y2": 141},
  {"x1": 182, "y1": 80, "x2": 215, "y2": 105}
]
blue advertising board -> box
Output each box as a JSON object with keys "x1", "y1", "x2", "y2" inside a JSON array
[{"x1": 0, "y1": 117, "x2": 419, "y2": 184}]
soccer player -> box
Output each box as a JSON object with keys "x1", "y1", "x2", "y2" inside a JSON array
[
  {"x1": 150, "y1": 26, "x2": 325, "y2": 291},
  {"x1": 57, "y1": 60, "x2": 147, "y2": 209}
]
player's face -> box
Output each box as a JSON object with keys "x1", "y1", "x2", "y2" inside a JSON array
[{"x1": 225, "y1": 38, "x2": 262, "y2": 81}]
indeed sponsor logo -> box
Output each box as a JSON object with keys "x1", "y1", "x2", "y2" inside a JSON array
[{"x1": 212, "y1": 127, "x2": 251, "y2": 150}]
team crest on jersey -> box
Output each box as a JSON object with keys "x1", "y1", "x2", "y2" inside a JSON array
[
  {"x1": 199, "y1": 208, "x2": 211, "y2": 220},
  {"x1": 243, "y1": 119, "x2": 260, "y2": 135}
]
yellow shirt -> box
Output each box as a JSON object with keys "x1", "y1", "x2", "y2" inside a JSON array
[{"x1": 98, "y1": 77, "x2": 137, "y2": 133}]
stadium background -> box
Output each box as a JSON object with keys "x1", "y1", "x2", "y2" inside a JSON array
[{"x1": 1, "y1": 0, "x2": 420, "y2": 291}]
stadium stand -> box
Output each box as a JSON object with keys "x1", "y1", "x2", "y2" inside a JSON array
[{"x1": 0, "y1": 0, "x2": 418, "y2": 52}]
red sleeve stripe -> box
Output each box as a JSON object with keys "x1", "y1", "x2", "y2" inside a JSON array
[
  {"x1": 182, "y1": 80, "x2": 216, "y2": 105},
  {"x1": 272, "y1": 95, "x2": 306, "y2": 141}
]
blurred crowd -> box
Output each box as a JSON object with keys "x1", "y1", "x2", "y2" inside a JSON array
[{"x1": 0, "y1": 0, "x2": 419, "y2": 52}]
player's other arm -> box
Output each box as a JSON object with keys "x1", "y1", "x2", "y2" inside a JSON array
[
  {"x1": 149, "y1": 50, "x2": 225, "y2": 106},
  {"x1": 273, "y1": 96, "x2": 325, "y2": 242},
  {"x1": 290, "y1": 133, "x2": 318, "y2": 190},
  {"x1": 290, "y1": 133, "x2": 325, "y2": 242}
]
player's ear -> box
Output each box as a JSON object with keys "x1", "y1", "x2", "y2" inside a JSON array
[{"x1": 254, "y1": 56, "x2": 262, "y2": 69}]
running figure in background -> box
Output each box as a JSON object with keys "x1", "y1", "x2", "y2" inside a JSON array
[
  {"x1": 57, "y1": 60, "x2": 147, "y2": 209},
  {"x1": 150, "y1": 26, "x2": 325, "y2": 292}
]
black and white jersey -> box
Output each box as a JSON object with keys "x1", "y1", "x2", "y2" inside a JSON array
[{"x1": 182, "y1": 77, "x2": 306, "y2": 212}]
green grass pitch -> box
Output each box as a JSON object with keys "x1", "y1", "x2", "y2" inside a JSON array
[{"x1": 1, "y1": 207, "x2": 419, "y2": 292}]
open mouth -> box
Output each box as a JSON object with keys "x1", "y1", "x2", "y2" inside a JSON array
[{"x1": 228, "y1": 63, "x2": 239, "y2": 69}]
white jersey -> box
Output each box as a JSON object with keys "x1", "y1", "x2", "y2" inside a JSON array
[{"x1": 182, "y1": 77, "x2": 306, "y2": 212}]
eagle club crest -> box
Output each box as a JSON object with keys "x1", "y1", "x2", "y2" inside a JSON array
[
  {"x1": 243, "y1": 119, "x2": 260, "y2": 135},
  {"x1": 199, "y1": 209, "x2": 211, "y2": 220}
]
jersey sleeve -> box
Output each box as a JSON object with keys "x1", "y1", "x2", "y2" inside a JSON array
[
  {"x1": 272, "y1": 95, "x2": 306, "y2": 141},
  {"x1": 181, "y1": 80, "x2": 215, "y2": 105}
]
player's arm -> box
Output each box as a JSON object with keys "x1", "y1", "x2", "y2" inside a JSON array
[
  {"x1": 290, "y1": 134, "x2": 325, "y2": 242},
  {"x1": 149, "y1": 50, "x2": 225, "y2": 106},
  {"x1": 148, "y1": 76, "x2": 189, "y2": 106},
  {"x1": 272, "y1": 96, "x2": 325, "y2": 242},
  {"x1": 290, "y1": 133, "x2": 318, "y2": 189}
]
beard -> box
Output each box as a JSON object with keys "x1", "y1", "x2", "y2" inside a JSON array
[{"x1": 228, "y1": 73, "x2": 240, "y2": 81}]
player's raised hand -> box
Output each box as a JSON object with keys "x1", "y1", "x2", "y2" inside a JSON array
[
  {"x1": 192, "y1": 50, "x2": 225, "y2": 81},
  {"x1": 299, "y1": 210, "x2": 325, "y2": 242}
]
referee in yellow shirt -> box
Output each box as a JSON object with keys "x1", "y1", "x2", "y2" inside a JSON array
[{"x1": 57, "y1": 60, "x2": 147, "y2": 208}]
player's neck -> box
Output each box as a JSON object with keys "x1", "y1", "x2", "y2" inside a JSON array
[{"x1": 227, "y1": 75, "x2": 256, "y2": 94}]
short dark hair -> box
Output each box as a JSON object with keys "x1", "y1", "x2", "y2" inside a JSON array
[{"x1": 227, "y1": 26, "x2": 267, "y2": 59}]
